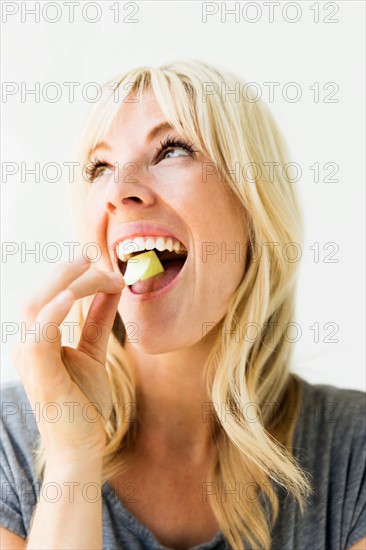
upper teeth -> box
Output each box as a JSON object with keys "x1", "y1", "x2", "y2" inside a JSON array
[{"x1": 116, "y1": 236, "x2": 187, "y2": 262}]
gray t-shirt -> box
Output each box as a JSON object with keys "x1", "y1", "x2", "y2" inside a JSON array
[{"x1": 1, "y1": 375, "x2": 365, "y2": 550}]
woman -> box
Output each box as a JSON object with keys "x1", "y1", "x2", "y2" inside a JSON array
[{"x1": 1, "y1": 60, "x2": 365, "y2": 550}]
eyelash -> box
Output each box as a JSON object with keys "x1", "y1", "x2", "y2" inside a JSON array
[
  {"x1": 155, "y1": 135, "x2": 198, "y2": 160},
  {"x1": 86, "y1": 135, "x2": 197, "y2": 182},
  {"x1": 85, "y1": 159, "x2": 113, "y2": 183}
]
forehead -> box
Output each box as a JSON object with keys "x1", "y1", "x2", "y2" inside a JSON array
[
  {"x1": 108, "y1": 90, "x2": 165, "y2": 138},
  {"x1": 88, "y1": 90, "x2": 172, "y2": 159}
]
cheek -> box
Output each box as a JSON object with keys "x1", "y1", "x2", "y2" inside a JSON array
[
  {"x1": 192, "y1": 183, "x2": 247, "y2": 306},
  {"x1": 159, "y1": 170, "x2": 247, "y2": 288},
  {"x1": 189, "y1": 183, "x2": 247, "y2": 269},
  {"x1": 152, "y1": 161, "x2": 205, "y2": 201}
]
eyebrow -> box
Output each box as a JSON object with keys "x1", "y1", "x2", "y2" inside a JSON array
[
  {"x1": 146, "y1": 121, "x2": 174, "y2": 143},
  {"x1": 87, "y1": 121, "x2": 175, "y2": 158},
  {"x1": 87, "y1": 141, "x2": 111, "y2": 158}
]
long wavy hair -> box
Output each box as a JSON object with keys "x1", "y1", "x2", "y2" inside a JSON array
[{"x1": 33, "y1": 60, "x2": 313, "y2": 549}]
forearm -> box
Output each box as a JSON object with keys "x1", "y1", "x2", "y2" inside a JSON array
[{"x1": 26, "y1": 457, "x2": 104, "y2": 550}]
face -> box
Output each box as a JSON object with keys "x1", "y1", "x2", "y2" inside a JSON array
[{"x1": 84, "y1": 90, "x2": 248, "y2": 353}]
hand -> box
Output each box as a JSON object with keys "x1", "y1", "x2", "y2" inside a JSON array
[{"x1": 13, "y1": 257, "x2": 125, "y2": 462}]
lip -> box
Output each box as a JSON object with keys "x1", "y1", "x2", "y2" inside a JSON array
[{"x1": 110, "y1": 222, "x2": 188, "y2": 262}]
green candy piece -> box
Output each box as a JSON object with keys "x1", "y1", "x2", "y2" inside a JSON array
[{"x1": 123, "y1": 250, "x2": 164, "y2": 286}]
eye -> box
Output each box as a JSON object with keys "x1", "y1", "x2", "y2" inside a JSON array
[
  {"x1": 86, "y1": 159, "x2": 114, "y2": 183},
  {"x1": 155, "y1": 135, "x2": 197, "y2": 163},
  {"x1": 163, "y1": 147, "x2": 190, "y2": 159}
]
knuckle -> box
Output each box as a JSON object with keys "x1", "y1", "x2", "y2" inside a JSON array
[{"x1": 21, "y1": 301, "x2": 38, "y2": 321}]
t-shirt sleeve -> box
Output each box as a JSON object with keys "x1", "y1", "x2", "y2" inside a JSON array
[
  {"x1": 1, "y1": 383, "x2": 39, "y2": 540},
  {"x1": 342, "y1": 391, "x2": 366, "y2": 549},
  {"x1": 0, "y1": 418, "x2": 27, "y2": 538}
]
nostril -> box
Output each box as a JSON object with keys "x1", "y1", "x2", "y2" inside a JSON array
[
  {"x1": 122, "y1": 196, "x2": 143, "y2": 205},
  {"x1": 106, "y1": 201, "x2": 116, "y2": 213}
]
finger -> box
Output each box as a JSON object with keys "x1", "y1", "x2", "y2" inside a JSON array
[
  {"x1": 22, "y1": 256, "x2": 91, "y2": 325},
  {"x1": 17, "y1": 290, "x2": 76, "y2": 385},
  {"x1": 32, "y1": 271, "x2": 123, "y2": 353},
  {"x1": 77, "y1": 290, "x2": 122, "y2": 364},
  {"x1": 68, "y1": 269, "x2": 124, "y2": 299}
]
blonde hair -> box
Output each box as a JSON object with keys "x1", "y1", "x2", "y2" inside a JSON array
[{"x1": 34, "y1": 60, "x2": 313, "y2": 549}]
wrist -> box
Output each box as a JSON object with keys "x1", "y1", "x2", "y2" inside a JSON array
[{"x1": 44, "y1": 452, "x2": 104, "y2": 474}]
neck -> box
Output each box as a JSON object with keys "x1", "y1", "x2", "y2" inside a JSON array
[{"x1": 124, "y1": 340, "x2": 217, "y2": 463}]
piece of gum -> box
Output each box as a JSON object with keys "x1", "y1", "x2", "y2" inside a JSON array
[{"x1": 123, "y1": 250, "x2": 165, "y2": 286}]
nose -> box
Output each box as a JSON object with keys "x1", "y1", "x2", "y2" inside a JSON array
[{"x1": 104, "y1": 163, "x2": 156, "y2": 214}]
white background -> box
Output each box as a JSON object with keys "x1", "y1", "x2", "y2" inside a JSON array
[{"x1": 1, "y1": 1, "x2": 365, "y2": 389}]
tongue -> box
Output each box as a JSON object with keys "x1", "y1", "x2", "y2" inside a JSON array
[{"x1": 130, "y1": 260, "x2": 184, "y2": 294}]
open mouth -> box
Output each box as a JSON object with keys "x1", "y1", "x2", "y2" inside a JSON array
[{"x1": 116, "y1": 244, "x2": 188, "y2": 295}]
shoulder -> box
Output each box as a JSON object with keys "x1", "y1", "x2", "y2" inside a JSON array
[
  {"x1": 293, "y1": 376, "x2": 365, "y2": 544},
  {"x1": 272, "y1": 376, "x2": 366, "y2": 549},
  {"x1": 294, "y1": 375, "x2": 365, "y2": 448}
]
